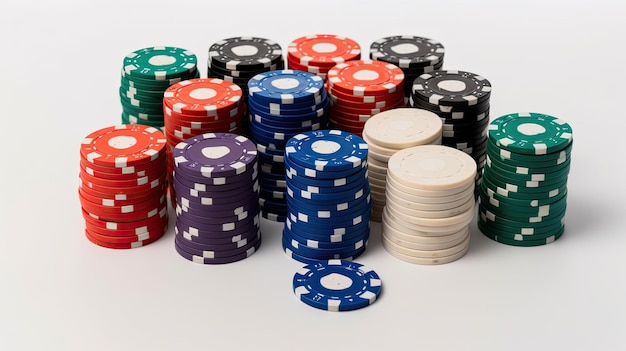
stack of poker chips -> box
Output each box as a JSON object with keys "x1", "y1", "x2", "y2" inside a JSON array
[
  {"x1": 283, "y1": 130, "x2": 372, "y2": 264},
  {"x1": 207, "y1": 37, "x2": 284, "y2": 98},
  {"x1": 287, "y1": 34, "x2": 361, "y2": 81},
  {"x1": 163, "y1": 78, "x2": 245, "y2": 207},
  {"x1": 78, "y1": 125, "x2": 169, "y2": 249},
  {"x1": 362, "y1": 108, "x2": 443, "y2": 222},
  {"x1": 172, "y1": 133, "x2": 261, "y2": 264},
  {"x1": 409, "y1": 70, "x2": 492, "y2": 197},
  {"x1": 247, "y1": 70, "x2": 330, "y2": 222},
  {"x1": 369, "y1": 35, "x2": 445, "y2": 98},
  {"x1": 478, "y1": 112, "x2": 573, "y2": 247},
  {"x1": 382, "y1": 145, "x2": 476, "y2": 265},
  {"x1": 120, "y1": 46, "x2": 198, "y2": 129},
  {"x1": 326, "y1": 60, "x2": 405, "y2": 135}
]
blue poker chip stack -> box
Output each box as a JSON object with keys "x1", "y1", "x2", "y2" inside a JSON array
[
  {"x1": 247, "y1": 70, "x2": 330, "y2": 222},
  {"x1": 283, "y1": 130, "x2": 372, "y2": 264},
  {"x1": 172, "y1": 133, "x2": 262, "y2": 264}
]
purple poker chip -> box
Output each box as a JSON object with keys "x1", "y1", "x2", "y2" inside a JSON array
[
  {"x1": 175, "y1": 203, "x2": 257, "y2": 225},
  {"x1": 174, "y1": 179, "x2": 259, "y2": 203},
  {"x1": 175, "y1": 235, "x2": 262, "y2": 264},
  {"x1": 175, "y1": 228, "x2": 261, "y2": 251},
  {"x1": 173, "y1": 175, "x2": 259, "y2": 198},
  {"x1": 176, "y1": 213, "x2": 260, "y2": 237},
  {"x1": 175, "y1": 198, "x2": 259, "y2": 219},
  {"x1": 177, "y1": 190, "x2": 259, "y2": 212},
  {"x1": 174, "y1": 163, "x2": 258, "y2": 187},
  {"x1": 174, "y1": 168, "x2": 258, "y2": 192},
  {"x1": 175, "y1": 223, "x2": 261, "y2": 245},
  {"x1": 174, "y1": 133, "x2": 257, "y2": 178},
  {"x1": 176, "y1": 232, "x2": 262, "y2": 258}
]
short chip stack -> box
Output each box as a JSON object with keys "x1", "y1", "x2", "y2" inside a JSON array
[
  {"x1": 287, "y1": 34, "x2": 361, "y2": 81},
  {"x1": 120, "y1": 46, "x2": 198, "y2": 129},
  {"x1": 409, "y1": 70, "x2": 492, "y2": 197},
  {"x1": 247, "y1": 70, "x2": 330, "y2": 222},
  {"x1": 163, "y1": 78, "x2": 245, "y2": 205},
  {"x1": 369, "y1": 35, "x2": 445, "y2": 98},
  {"x1": 326, "y1": 60, "x2": 405, "y2": 135},
  {"x1": 173, "y1": 133, "x2": 261, "y2": 264},
  {"x1": 79, "y1": 125, "x2": 169, "y2": 249},
  {"x1": 207, "y1": 37, "x2": 284, "y2": 98},
  {"x1": 283, "y1": 130, "x2": 371, "y2": 264},
  {"x1": 478, "y1": 112, "x2": 573, "y2": 247},
  {"x1": 362, "y1": 108, "x2": 443, "y2": 222},
  {"x1": 382, "y1": 145, "x2": 476, "y2": 265}
]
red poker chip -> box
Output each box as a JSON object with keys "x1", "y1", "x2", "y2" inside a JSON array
[
  {"x1": 164, "y1": 102, "x2": 243, "y2": 122},
  {"x1": 78, "y1": 186, "x2": 163, "y2": 207},
  {"x1": 286, "y1": 56, "x2": 325, "y2": 74},
  {"x1": 79, "y1": 156, "x2": 167, "y2": 176},
  {"x1": 163, "y1": 78, "x2": 242, "y2": 117},
  {"x1": 329, "y1": 116, "x2": 368, "y2": 130},
  {"x1": 79, "y1": 166, "x2": 166, "y2": 188},
  {"x1": 165, "y1": 113, "x2": 243, "y2": 131},
  {"x1": 325, "y1": 81, "x2": 404, "y2": 104},
  {"x1": 81, "y1": 208, "x2": 168, "y2": 231},
  {"x1": 79, "y1": 158, "x2": 166, "y2": 180},
  {"x1": 328, "y1": 92, "x2": 403, "y2": 109},
  {"x1": 82, "y1": 204, "x2": 168, "y2": 223},
  {"x1": 80, "y1": 124, "x2": 167, "y2": 168},
  {"x1": 85, "y1": 223, "x2": 167, "y2": 244},
  {"x1": 84, "y1": 228, "x2": 165, "y2": 249},
  {"x1": 79, "y1": 191, "x2": 166, "y2": 215},
  {"x1": 288, "y1": 34, "x2": 361, "y2": 68},
  {"x1": 79, "y1": 173, "x2": 167, "y2": 195},
  {"x1": 329, "y1": 120, "x2": 364, "y2": 136},
  {"x1": 79, "y1": 180, "x2": 165, "y2": 201},
  {"x1": 327, "y1": 60, "x2": 405, "y2": 96},
  {"x1": 85, "y1": 216, "x2": 168, "y2": 237}
]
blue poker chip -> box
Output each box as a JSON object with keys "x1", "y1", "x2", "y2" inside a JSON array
[
  {"x1": 286, "y1": 181, "x2": 370, "y2": 204},
  {"x1": 284, "y1": 224, "x2": 369, "y2": 249},
  {"x1": 257, "y1": 148, "x2": 285, "y2": 164},
  {"x1": 286, "y1": 193, "x2": 371, "y2": 220},
  {"x1": 248, "y1": 70, "x2": 325, "y2": 105},
  {"x1": 285, "y1": 163, "x2": 368, "y2": 187},
  {"x1": 283, "y1": 152, "x2": 367, "y2": 179},
  {"x1": 285, "y1": 130, "x2": 368, "y2": 172},
  {"x1": 287, "y1": 172, "x2": 367, "y2": 194},
  {"x1": 259, "y1": 177, "x2": 287, "y2": 188},
  {"x1": 282, "y1": 232, "x2": 368, "y2": 260},
  {"x1": 248, "y1": 90, "x2": 329, "y2": 115},
  {"x1": 292, "y1": 259, "x2": 382, "y2": 311},
  {"x1": 283, "y1": 240, "x2": 367, "y2": 265},
  {"x1": 249, "y1": 99, "x2": 330, "y2": 122},
  {"x1": 256, "y1": 142, "x2": 284, "y2": 156},
  {"x1": 283, "y1": 226, "x2": 369, "y2": 252},
  {"x1": 287, "y1": 205, "x2": 372, "y2": 230},
  {"x1": 286, "y1": 217, "x2": 371, "y2": 241},
  {"x1": 249, "y1": 116, "x2": 324, "y2": 136},
  {"x1": 248, "y1": 109, "x2": 329, "y2": 129}
]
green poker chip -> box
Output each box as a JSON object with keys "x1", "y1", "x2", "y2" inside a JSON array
[
  {"x1": 486, "y1": 138, "x2": 573, "y2": 164},
  {"x1": 488, "y1": 113, "x2": 573, "y2": 155},
  {"x1": 480, "y1": 175, "x2": 568, "y2": 201},
  {"x1": 480, "y1": 180, "x2": 567, "y2": 207},
  {"x1": 486, "y1": 154, "x2": 571, "y2": 178},
  {"x1": 482, "y1": 170, "x2": 568, "y2": 194},
  {"x1": 479, "y1": 221, "x2": 564, "y2": 247},
  {"x1": 478, "y1": 214, "x2": 565, "y2": 236},
  {"x1": 484, "y1": 162, "x2": 570, "y2": 187},
  {"x1": 479, "y1": 192, "x2": 567, "y2": 216},
  {"x1": 121, "y1": 113, "x2": 164, "y2": 126},
  {"x1": 479, "y1": 206, "x2": 567, "y2": 228},
  {"x1": 123, "y1": 46, "x2": 197, "y2": 80},
  {"x1": 479, "y1": 194, "x2": 567, "y2": 221}
]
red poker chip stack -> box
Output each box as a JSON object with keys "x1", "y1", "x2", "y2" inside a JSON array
[
  {"x1": 163, "y1": 78, "x2": 246, "y2": 206},
  {"x1": 78, "y1": 124, "x2": 169, "y2": 249},
  {"x1": 287, "y1": 34, "x2": 361, "y2": 81},
  {"x1": 326, "y1": 60, "x2": 406, "y2": 136}
]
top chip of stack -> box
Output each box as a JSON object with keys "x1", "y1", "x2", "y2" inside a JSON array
[
  {"x1": 287, "y1": 34, "x2": 361, "y2": 81},
  {"x1": 369, "y1": 35, "x2": 445, "y2": 97},
  {"x1": 120, "y1": 46, "x2": 199, "y2": 130},
  {"x1": 478, "y1": 112, "x2": 573, "y2": 247},
  {"x1": 207, "y1": 37, "x2": 284, "y2": 98}
]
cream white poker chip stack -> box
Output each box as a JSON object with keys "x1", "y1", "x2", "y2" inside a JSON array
[
  {"x1": 382, "y1": 145, "x2": 477, "y2": 265},
  {"x1": 362, "y1": 108, "x2": 442, "y2": 221}
]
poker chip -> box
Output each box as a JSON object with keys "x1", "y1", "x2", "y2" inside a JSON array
[
  {"x1": 283, "y1": 130, "x2": 371, "y2": 263},
  {"x1": 119, "y1": 47, "x2": 198, "y2": 130},
  {"x1": 326, "y1": 60, "x2": 405, "y2": 135},
  {"x1": 381, "y1": 145, "x2": 475, "y2": 264},
  {"x1": 208, "y1": 37, "x2": 284, "y2": 100},
  {"x1": 247, "y1": 70, "x2": 331, "y2": 221},
  {"x1": 292, "y1": 260, "x2": 381, "y2": 312},
  {"x1": 361, "y1": 108, "x2": 442, "y2": 221},
  {"x1": 78, "y1": 125, "x2": 169, "y2": 248},
  {"x1": 172, "y1": 133, "x2": 262, "y2": 263},
  {"x1": 478, "y1": 113, "x2": 573, "y2": 247},
  {"x1": 287, "y1": 34, "x2": 361, "y2": 81}
]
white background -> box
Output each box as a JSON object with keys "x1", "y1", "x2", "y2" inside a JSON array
[{"x1": 1, "y1": 0, "x2": 625, "y2": 350}]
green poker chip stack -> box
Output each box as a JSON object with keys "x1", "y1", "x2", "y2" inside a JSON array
[
  {"x1": 478, "y1": 112, "x2": 573, "y2": 247},
  {"x1": 119, "y1": 46, "x2": 199, "y2": 130}
]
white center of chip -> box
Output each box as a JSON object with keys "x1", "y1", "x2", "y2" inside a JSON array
[
  {"x1": 311, "y1": 140, "x2": 341, "y2": 155},
  {"x1": 390, "y1": 120, "x2": 416, "y2": 131},
  {"x1": 232, "y1": 45, "x2": 259, "y2": 57},
  {"x1": 517, "y1": 123, "x2": 546, "y2": 136},
  {"x1": 312, "y1": 42, "x2": 337, "y2": 53},
  {"x1": 320, "y1": 273, "x2": 353, "y2": 291},
  {"x1": 108, "y1": 136, "x2": 137, "y2": 150},
  {"x1": 271, "y1": 78, "x2": 300, "y2": 90},
  {"x1": 418, "y1": 157, "x2": 446, "y2": 172},
  {"x1": 189, "y1": 88, "x2": 217, "y2": 100},
  {"x1": 391, "y1": 43, "x2": 419, "y2": 55},
  {"x1": 201, "y1": 146, "x2": 230, "y2": 159},
  {"x1": 353, "y1": 69, "x2": 379, "y2": 81},
  {"x1": 437, "y1": 79, "x2": 466, "y2": 92},
  {"x1": 148, "y1": 55, "x2": 176, "y2": 66}
]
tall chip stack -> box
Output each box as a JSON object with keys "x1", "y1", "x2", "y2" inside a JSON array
[
  {"x1": 78, "y1": 125, "x2": 169, "y2": 249},
  {"x1": 283, "y1": 130, "x2": 372, "y2": 264},
  {"x1": 172, "y1": 133, "x2": 261, "y2": 264},
  {"x1": 247, "y1": 70, "x2": 330, "y2": 222},
  {"x1": 120, "y1": 46, "x2": 198, "y2": 130},
  {"x1": 382, "y1": 145, "x2": 476, "y2": 265},
  {"x1": 287, "y1": 34, "x2": 361, "y2": 81},
  {"x1": 409, "y1": 70, "x2": 492, "y2": 198},
  {"x1": 369, "y1": 35, "x2": 445, "y2": 99},
  {"x1": 362, "y1": 108, "x2": 443, "y2": 222},
  {"x1": 163, "y1": 78, "x2": 245, "y2": 207},
  {"x1": 326, "y1": 60, "x2": 406, "y2": 136},
  {"x1": 478, "y1": 113, "x2": 573, "y2": 247}
]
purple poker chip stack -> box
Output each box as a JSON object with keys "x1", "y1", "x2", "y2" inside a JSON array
[{"x1": 173, "y1": 132, "x2": 262, "y2": 264}]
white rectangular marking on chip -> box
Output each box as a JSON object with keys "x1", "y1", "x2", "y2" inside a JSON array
[
  {"x1": 534, "y1": 143, "x2": 547, "y2": 155},
  {"x1": 223, "y1": 223, "x2": 235, "y2": 231}
]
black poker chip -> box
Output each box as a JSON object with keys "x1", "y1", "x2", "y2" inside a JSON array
[
  {"x1": 369, "y1": 35, "x2": 445, "y2": 68},
  {"x1": 209, "y1": 37, "x2": 283, "y2": 71},
  {"x1": 412, "y1": 70, "x2": 492, "y2": 107}
]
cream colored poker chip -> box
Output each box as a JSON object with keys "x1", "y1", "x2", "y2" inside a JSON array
[{"x1": 362, "y1": 108, "x2": 443, "y2": 149}]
